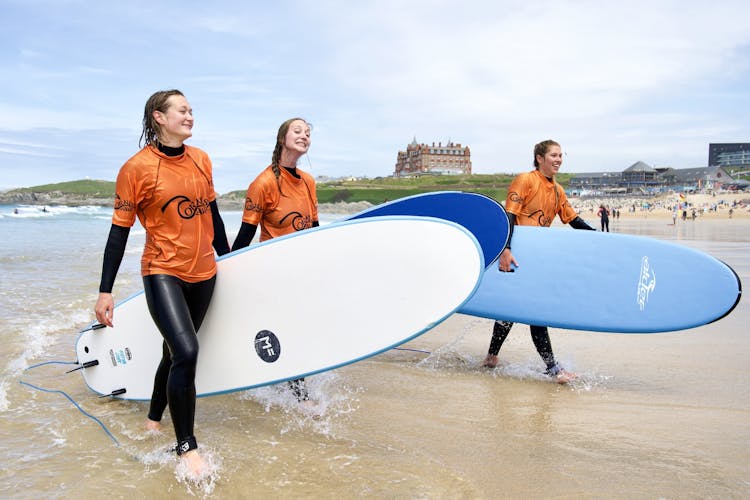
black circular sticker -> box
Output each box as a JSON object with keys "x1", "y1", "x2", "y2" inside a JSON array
[{"x1": 254, "y1": 330, "x2": 281, "y2": 363}]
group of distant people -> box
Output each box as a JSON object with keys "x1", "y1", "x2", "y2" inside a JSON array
[{"x1": 93, "y1": 89, "x2": 591, "y2": 478}]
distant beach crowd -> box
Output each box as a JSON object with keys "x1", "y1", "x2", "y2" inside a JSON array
[{"x1": 570, "y1": 192, "x2": 749, "y2": 220}]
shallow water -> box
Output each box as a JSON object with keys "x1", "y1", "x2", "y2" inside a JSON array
[{"x1": 1, "y1": 206, "x2": 748, "y2": 498}]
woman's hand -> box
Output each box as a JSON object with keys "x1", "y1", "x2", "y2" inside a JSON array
[
  {"x1": 94, "y1": 292, "x2": 115, "y2": 327},
  {"x1": 498, "y1": 248, "x2": 518, "y2": 273}
]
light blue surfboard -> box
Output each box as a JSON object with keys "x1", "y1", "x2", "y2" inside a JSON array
[
  {"x1": 459, "y1": 226, "x2": 742, "y2": 333},
  {"x1": 346, "y1": 191, "x2": 508, "y2": 268}
]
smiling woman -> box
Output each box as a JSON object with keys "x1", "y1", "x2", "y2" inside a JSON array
[
  {"x1": 93, "y1": 89, "x2": 231, "y2": 478},
  {"x1": 230, "y1": 117, "x2": 319, "y2": 408}
]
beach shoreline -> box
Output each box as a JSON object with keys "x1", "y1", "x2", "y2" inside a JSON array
[{"x1": 2, "y1": 190, "x2": 747, "y2": 218}]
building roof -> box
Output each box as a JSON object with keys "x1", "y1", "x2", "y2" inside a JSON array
[
  {"x1": 623, "y1": 161, "x2": 655, "y2": 172},
  {"x1": 670, "y1": 166, "x2": 734, "y2": 182}
]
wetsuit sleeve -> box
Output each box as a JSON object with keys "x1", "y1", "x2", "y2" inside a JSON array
[
  {"x1": 569, "y1": 216, "x2": 595, "y2": 231},
  {"x1": 99, "y1": 224, "x2": 130, "y2": 293},
  {"x1": 210, "y1": 200, "x2": 230, "y2": 256},
  {"x1": 503, "y1": 213, "x2": 516, "y2": 250},
  {"x1": 231, "y1": 222, "x2": 258, "y2": 252}
]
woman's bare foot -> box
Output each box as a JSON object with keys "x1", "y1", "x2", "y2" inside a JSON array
[
  {"x1": 145, "y1": 419, "x2": 161, "y2": 432},
  {"x1": 481, "y1": 354, "x2": 499, "y2": 368},
  {"x1": 554, "y1": 369, "x2": 578, "y2": 384},
  {"x1": 300, "y1": 399, "x2": 323, "y2": 419},
  {"x1": 181, "y1": 449, "x2": 207, "y2": 478}
]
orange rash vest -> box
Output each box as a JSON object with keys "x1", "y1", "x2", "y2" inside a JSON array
[
  {"x1": 111, "y1": 144, "x2": 218, "y2": 282},
  {"x1": 505, "y1": 169, "x2": 578, "y2": 227},
  {"x1": 240, "y1": 165, "x2": 318, "y2": 242}
]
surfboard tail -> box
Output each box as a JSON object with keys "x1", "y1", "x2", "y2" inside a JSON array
[{"x1": 708, "y1": 260, "x2": 742, "y2": 325}]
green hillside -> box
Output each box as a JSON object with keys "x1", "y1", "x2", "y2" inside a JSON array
[
  {"x1": 7, "y1": 173, "x2": 576, "y2": 205},
  {"x1": 11, "y1": 179, "x2": 117, "y2": 197}
]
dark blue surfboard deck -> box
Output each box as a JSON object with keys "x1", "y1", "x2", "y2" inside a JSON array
[
  {"x1": 459, "y1": 226, "x2": 742, "y2": 333},
  {"x1": 347, "y1": 191, "x2": 509, "y2": 268}
]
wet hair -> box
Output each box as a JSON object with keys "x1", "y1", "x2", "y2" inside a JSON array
[
  {"x1": 139, "y1": 89, "x2": 185, "y2": 147},
  {"x1": 270, "y1": 117, "x2": 310, "y2": 191},
  {"x1": 533, "y1": 139, "x2": 560, "y2": 168}
]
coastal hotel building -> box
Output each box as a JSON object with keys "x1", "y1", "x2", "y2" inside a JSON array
[{"x1": 394, "y1": 138, "x2": 472, "y2": 177}]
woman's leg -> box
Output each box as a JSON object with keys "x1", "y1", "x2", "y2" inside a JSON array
[
  {"x1": 530, "y1": 325, "x2": 576, "y2": 383},
  {"x1": 529, "y1": 325, "x2": 557, "y2": 371},
  {"x1": 483, "y1": 320, "x2": 513, "y2": 367},
  {"x1": 143, "y1": 274, "x2": 215, "y2": 453}
]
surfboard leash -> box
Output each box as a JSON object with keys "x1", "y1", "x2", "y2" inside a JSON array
[
  {"x1": 19, "y1": 360, "x2": 121, "y2": 446},
  {"x1": 393, "y1": 347, "x2": 432, "y2": 354}
]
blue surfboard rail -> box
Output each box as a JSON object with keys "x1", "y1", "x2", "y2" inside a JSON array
[{"x1": 346, "y1": 191, "x2": 509, "y2": 268}]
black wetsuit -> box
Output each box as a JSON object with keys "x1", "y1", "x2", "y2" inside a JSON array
[
  {"x1": 488, "y1": 214, "x2": 594, "y2": 376},
  {"x1": 599, "y1": 208, "x2": 610, "y2": 232},
  {"x1": 100, "y1": 143, "x2": 229, "y2": 454}
]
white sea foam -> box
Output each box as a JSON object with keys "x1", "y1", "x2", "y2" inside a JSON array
[
  {"x1": 0, "y1": 380, "x2": 9, "y2": 412},
  {"x1": 174, "y1": 447, "x2": 223, "y2": 496},
  {"x1": 239, "y1": 371, "x2": 362, "y2": 436}
]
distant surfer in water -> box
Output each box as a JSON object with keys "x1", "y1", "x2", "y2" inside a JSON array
[
  {"x1": 231, "y1": 117, "x2": 319, "y2": 410},
  {"x1": 482, "y1": 139, "x2": 595, "y2": 383},
  {"x1": 93, "y1": 89, "x2": 229, "y2": 476}
]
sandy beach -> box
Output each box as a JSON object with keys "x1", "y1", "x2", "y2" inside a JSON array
[{"x1": 571, "y1": 191, "x2": 750, "y2": 220}]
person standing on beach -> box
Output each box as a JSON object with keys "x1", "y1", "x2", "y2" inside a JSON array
[
  {"x1": 597, "y1": 204, "x2": 610, "y2": 232},
  {"x1": 231, "y1": 117, "x2": 319, "y2": 407},
  {"x1": 94, "y1": 89, "x2": 230, "y2": 476},
  {"x1": 482, "y1": 139, "x2": 595, "y2": 383}
]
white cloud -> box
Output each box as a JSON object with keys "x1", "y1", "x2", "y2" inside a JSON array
[{"x1": 0, "y1": 0, "x2": 749, "y2": 189}]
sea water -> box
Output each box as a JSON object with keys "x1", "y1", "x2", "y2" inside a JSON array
[{"x1": 1, "y1": 204, "x2": 749, "y2": 498}]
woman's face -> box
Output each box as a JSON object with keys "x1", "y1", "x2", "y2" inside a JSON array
[
  {"x1": 155, "y1": 94, "x2": 193, "y2": 145},
  {"x1": 536, "y1": 144, "x2": 562, "y2": 178},
  {"x1": 283, "y1": 119, "x2": 311, "y2": 155}
]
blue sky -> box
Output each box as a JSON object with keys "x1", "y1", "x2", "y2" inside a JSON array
[{"x1": 1, "y1": 0, "x2": 749, "y2": 193}]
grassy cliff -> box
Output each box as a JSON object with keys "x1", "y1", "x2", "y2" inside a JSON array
[
  {"x1": 9, "y1": 179, "x2": 117, "y2": 197},
  {"x1": 3, "y1": 173, "x2": 576, "y2": 206}
]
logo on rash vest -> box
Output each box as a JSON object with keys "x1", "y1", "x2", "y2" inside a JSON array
[
  {"x1": 279, "y1": 211, "x2": 313, "y2": 231},
  {"x1": 160, "y1": 195, "x2": 211, "y2": 220},
  {"x1": 254, "y1": 330, "x2": 281, "y2": 363},
  {"x1": 113, "y1": 193, "x2": 135, "y2": 212},
  {"x1": 636, "y1": 256, "x2": 656, "y2": 311}
]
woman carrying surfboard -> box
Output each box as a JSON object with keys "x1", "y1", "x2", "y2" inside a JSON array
[
  {"x1": 482, "y1": 139, "x2": 594, "y2": 383},
  {"x1": 93, "y1": 89, "x2": 230, "y2": 476},
  {"x1": 232, "y1": 117, "x2": 319, "y2": 407}
]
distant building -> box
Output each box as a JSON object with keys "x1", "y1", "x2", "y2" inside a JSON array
[
  {"x1": 569, "y1": 161, "x2": 738, "y2": 195},
  {"x1": 708, "y1": 143, "x2": 750, "y2": 168},
  {"x1": 394, "y1": 138, "x2": 472, "y2": 177}
]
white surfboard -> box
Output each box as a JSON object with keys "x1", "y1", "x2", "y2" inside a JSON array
[{"x1": 75, "y1": 217, "x2": 484, "y2": 400}]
